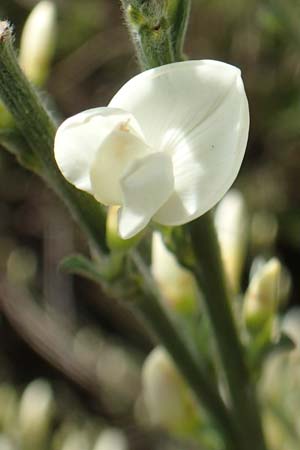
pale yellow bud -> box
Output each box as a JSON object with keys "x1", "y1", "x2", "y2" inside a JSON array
[
  {"x1": 19, "y1": 1, "x2": 56, "y2": 85},
  {"x1": 93, "y1": 429, "x2": 128, "y2": 450},
  {"x1": 18, "y1": 379, "x2": 54, "y2": 450},
  {"x1": 151, "y1": 231, "x2": 197, "y2": 313},
  {"x1": 214, "y1": 190, "x2": 248, "y2": 294},
  {"x1": 141, "y1": 347, "x2": 200, "y2": 436},
  {"x1": 243, "y1": 258, "x2": 281, "y2": 333}
]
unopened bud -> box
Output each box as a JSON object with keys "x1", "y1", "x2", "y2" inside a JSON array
[
  {"x1": 151, "y1": 231, "x2": 197, "y2": 314},
  {"x1": 18, "y1": 379, "x2": 55, "y2": 450},
  {"x1": 19, "y1": 1, "x2": 56, "y2": 85},
  {"x1": 93, "y1": 429, "x2": 128, "y2": 450},
  {"x1": 141, "y1": 347, "x2": 200, "y2": 436},
  {"x1": 243, "y1": 258, "x2": 282, "y2": 334},
  {"x1": 215, "y1": 190, "x2": 248, "y2": 294}
]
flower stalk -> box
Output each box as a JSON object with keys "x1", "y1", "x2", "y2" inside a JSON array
[
  {"x1": 130, "y1": 250, "x2": 239, "y2": 449},
  {"x1": 187, "y1": 213, "x2": 267, "y2": 450}
]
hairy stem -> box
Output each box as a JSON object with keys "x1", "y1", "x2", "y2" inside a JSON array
[
  {"x1": 187, "y1": 213, "x2": 267, "y2": 450},
  {"x1": 131, "y1": 250, "x2": 239, "y2": 450},
  {"x1": 0, "y1": 22, "x2": 106, "y2": 255}
]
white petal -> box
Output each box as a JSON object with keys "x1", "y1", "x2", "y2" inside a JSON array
[
  {"x1": 54, "y1": 107, "x2": 145, "y2": 193},
  {"x1": 109, "y1": 60, "x2": 249, "y2": 225},
  {"x1": 90, "y1": 128, "x2": 152, "y2": 205},
  {"x1": 118, "y1": 153, "x2": 174, "y2": 239}
]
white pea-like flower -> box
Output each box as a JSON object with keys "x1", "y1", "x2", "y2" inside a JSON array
[{"x1": 54, "y1": 60, "x2": 249, "y2": 239}]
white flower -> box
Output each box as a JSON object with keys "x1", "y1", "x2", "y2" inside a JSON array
[{"x1": 54, "y1": 60, "x2": 249, "y2": 239}]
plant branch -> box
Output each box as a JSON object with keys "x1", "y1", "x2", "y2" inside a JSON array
[
  {"x1": 131, "y1": 250, "x2": 239, "y2": 450},
  {"x1": 187, "y1": 213, "x2": 267, "y2": 450},
  {"x1": 0, "y1": 22, "x2": 106, "y2": 255}
]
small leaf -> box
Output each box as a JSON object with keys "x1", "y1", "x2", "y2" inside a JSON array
[
  {"x1": 60, "y1": 254, "x2": 107, "y2": 284},
  {"x1": 60, "y1": 252, "x2": 126, "y2": 284}
]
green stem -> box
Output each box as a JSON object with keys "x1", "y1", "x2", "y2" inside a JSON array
[
  {"x1": 167, "y1": 0, "x2": 191, "y2": 60},
  {"x1": 122, "y1": 1, "x2": 176, "y2": 70},
  {"x1": 0, "y1": 22, "x2": 106, "y2": 255},
  {"x1": 131, "y1": 250, "x2": 239, "y2": 450},
  {"x1": 187, "y1": 213, "x2": 267, "y2": 450}
]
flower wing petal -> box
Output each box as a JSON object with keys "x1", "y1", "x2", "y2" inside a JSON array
[
  {"x1": 90, "y1": 129, "x2": 152, "y2": 206},
  {"x1": 110, "y1": 60, "x2": 249, "y2": 225},
  {"x1": 54, "y1": 107, "x2": 144, "y2": 193},
  {"x1": 118, "y1": 153, "x2": 174, "y2": 239}
]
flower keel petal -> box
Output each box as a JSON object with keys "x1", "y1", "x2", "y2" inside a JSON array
[
  {"x1": 118, "y1": 153, "x2": 174, "y2": 239},
  {"x1": 90, "y1": 128, "x2": 152, "y2": 206}
]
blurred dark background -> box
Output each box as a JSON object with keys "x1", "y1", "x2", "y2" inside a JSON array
[{"x1": 0, "y1": 1, "x2": 299, "y2": 449}]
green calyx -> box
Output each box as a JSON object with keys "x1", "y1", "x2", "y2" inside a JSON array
[{"x1": 123, "y1": 0, "x2": 191, "y2": 68}]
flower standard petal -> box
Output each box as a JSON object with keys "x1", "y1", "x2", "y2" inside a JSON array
[
  {"x1": 109, "y1": 60, "x2": 249, "y2": 225},
  {"x1": 118, "y1": 152, "x2": 174, "y2": 239},
  {"x1": 155, "y1": 79, "x2": 249, "y2": 225},
  {"x1": 54, "y1": 107, "x2": 145, "y2": 193}
]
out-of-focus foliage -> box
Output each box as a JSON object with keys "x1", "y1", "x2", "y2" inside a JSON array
[{"x1": 0, "y1": 1, "x2": 300, "y2": 449}]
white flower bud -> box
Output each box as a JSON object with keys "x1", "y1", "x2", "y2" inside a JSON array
[
  {"x1": 19, "y1": 1, "x2": 56, "y2": 85},
  {"x1": 93, "y1": 429, "x2": 128, "y2": 450},
  {"x1": 141, "y1": 347, "x2": 200, "y2": 436},
  {"x1": 214, "y1": 189, "x2": 248, "y2": 294},
  {"x1": 18, "y1": 379, "x2": 54, "y2": 449},
  {"x1": 243, "y1": 258, "x2": 282, "y2": 333},
  {"x1": 151, "y1": 231, "x2": 197, "y2": 313}
]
